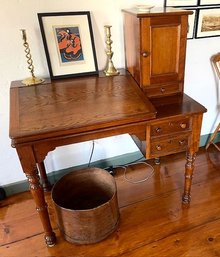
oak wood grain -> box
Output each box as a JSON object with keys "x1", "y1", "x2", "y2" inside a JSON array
[
  {"x1": 9, "y1": 71, "x2": 206, "y2": 245},
  {"x1": 123, "y1": 8, "x2": 192, "y2": 98},
  {"x1": 10, "y1": 74, "x2": 156, "y2": 143}
]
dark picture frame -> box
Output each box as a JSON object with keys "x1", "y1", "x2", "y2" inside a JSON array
[
  {"x1": 38, "y1": 12, "x2": 98, "y2": 80},
  {"x1": 199, "y1": 0, "x2": 220, "y2": 6},
  {"x1": 186, "y1": 8, "x2": 198, "y2": 39},
  {"x1": 195, "y1": 7, "x2": 220, "y2": 38},
  {"x1": 164, "y1": 0, "x2": 198, "y2": 7}
]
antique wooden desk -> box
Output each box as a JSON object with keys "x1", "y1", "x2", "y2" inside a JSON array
[{"x1": 9, "y1": 72, "x2": 206, "y2": 246}]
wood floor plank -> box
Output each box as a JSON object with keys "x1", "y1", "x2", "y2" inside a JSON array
[
  {"x1": 119, "y1": 218, "x2": 220, "y2": 257},
  {"x1": 0, "y1": 192, "x2": 57, "y2": 246},
  {"x1": 1, "y1": 175, "x2": 220, "y2": 256},
  {"x1": 116, "y1": 148, "x2": 220, "y2": 207},
  {"x1": 0, "y1": 146, "x2": 220, "y2": 256}
]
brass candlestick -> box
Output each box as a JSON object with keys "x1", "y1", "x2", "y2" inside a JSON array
[
  {"x1": 21, "y1": 29, "x2": 44, "y2": 86},
  {"x1": 104, "y1": 25, "x2": 119, "y2": 76}
]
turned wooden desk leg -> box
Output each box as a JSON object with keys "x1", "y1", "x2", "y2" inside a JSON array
[
  {"x1": 26, "y1": 166, "x2": 56, "y2": 246},
  {"x1": 154, "y1": 157, "x2": 161, "y2": 165},
  {"x1": 37, "y1": 162, "x2": 51, "y2": 192},
  {"x1": 182, "y1": 151, "x2": 196, "y2": 204}
]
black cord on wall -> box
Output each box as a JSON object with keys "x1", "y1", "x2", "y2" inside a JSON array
[{"x1": 88, "y1": 140, "x2": 95, "y2": 167}]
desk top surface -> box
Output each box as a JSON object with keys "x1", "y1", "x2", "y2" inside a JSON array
[{"x1": 9, "y1": 74, "x2": 156, "y2": 142}]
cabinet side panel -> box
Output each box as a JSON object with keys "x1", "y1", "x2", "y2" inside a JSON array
[{"x1": 123, "y1": 13, "x2": 140, "y2": 84}]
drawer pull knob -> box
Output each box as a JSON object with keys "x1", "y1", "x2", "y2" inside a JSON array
[
  {"x1": 161, "y1": 87, "x2": 165, "y2": 93},
  {"x1": 155, "y1": 127, "x2": 162, "y2": 133},
  {"x1": 156, "y1": 145, "x2": 162, "y2": 151},
  {"x1": 180, "y1": 123, "x2": 187, "y2": 129},
  {"x1": 179, "y1": 140, "x2": 186, "y2": 146},
  {"x1": 142, "y1": 52, "x2": 149, "y2": 57}
]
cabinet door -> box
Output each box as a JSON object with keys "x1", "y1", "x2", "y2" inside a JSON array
[{"x1": 140, "y1": 15, "x2": 188, "y2": 87}]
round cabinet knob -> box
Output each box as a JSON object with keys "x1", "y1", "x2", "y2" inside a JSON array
[
  {"x1": 155, "y1": 127, "x2": 162, "y2": 133},
  {"x1": 156, "y1": 145, "x2": 162, "y2": 151},
  {"x1": 142, "y1": 52, "x2": 149, "y2": 57},
  {"x1": 180, "y1": 123, "x2": 187, "y2": 129},
  {"x1": 179, "y1": 140, "x2": 186, "y2": 146}
]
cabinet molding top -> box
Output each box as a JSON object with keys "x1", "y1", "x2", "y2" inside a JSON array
[{"x1": 122, "y1": 7, "x2": 193, "y2": 18}]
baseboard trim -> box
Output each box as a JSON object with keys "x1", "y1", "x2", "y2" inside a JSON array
[
  {"x1": 3, "y1": 151, "x2": 144, "y2": 197},
  {"x1": 200, "y1": 133, "x2": 220, "y2": 147},
  {"x1": 3, "y1": 133, "x2": 219, "y2": 197}
]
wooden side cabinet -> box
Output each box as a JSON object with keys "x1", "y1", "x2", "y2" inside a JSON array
[
  {"x1": 122, "y1": 9, "x2": 207, "y2": 205},
  {"x1": 122, "y1": 8, "x2": 193, "y2": 98}
]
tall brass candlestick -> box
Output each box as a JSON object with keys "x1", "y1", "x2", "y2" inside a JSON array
[
  {"x1": 104, "y1": 25, "x2": 119, "y2": 76},
  {"x1": 21, "y1": 29, "x2": 44, "y2": 86}
]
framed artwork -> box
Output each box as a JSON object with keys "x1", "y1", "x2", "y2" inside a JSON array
[
  {"x1": 165, "y1": 0, "x2": 198, "y2": 7},
  {"x1": 38, "y1": 12, "x2": 98, "y2": 79},
  {"x1": 195, "y1": 7, "x2": 220, "y2": 38},
  {"x1": 199, "y1": 0, "x2": 220, "y2": 5},
  {"x1": 187, "y1": 9, "x2": 198, "y2": 39}
]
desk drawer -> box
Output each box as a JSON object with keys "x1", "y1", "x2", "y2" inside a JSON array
[
  {"x1": 144, "y1": 83, "x2": 181, "y2": 98},
  {"x1": 150, "y1": 135, "x2": 189, "y2": 158},
  {"x1": 150, "y1": 117, "x2": 191, "y2": 137}
]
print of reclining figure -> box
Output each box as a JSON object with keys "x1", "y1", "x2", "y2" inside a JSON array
[{"x1": 56, "y1": 28, "x2": 84, "y2": 62}]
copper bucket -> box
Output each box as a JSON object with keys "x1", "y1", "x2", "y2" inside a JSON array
[{"x1": 51, "y1": 167, "x2": 120, "y2": 244}]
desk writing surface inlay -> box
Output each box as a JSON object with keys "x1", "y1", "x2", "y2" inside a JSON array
[{"x1": 10, "y1": 74, "x2": 156, "y2": 142}]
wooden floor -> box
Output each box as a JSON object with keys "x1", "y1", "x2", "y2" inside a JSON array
[{"x1": 1, "y1": 146, "x2": 220, "y2": 257}]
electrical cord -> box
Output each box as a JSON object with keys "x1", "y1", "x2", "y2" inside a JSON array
[
  {"x1": 124, "y1": 162, "x2": 154, "y2": 184},
  {"x1": 87, "y1": 140, "x2": 154, "y2": 184},
  {"x1": 88, "y1": 140, "x2": 95, "y2": 167},
  {"x1": 113, "y1": 161, "x2": 154, "y2": 184}
]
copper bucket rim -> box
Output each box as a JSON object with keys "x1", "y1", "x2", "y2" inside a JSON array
[{"x1": 51, "y1": 167, "x2": 117, "y2": 212}]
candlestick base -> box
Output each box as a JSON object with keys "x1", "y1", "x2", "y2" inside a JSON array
[
  {"x1": 104, "y1": 61, "x2": 120, "y2": 76},
  {"x1": 22, "y1": 77, "x2": 45, "y2": 86}
]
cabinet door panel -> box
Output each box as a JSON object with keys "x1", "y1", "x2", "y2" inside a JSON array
[
  {"x1": 141, "y1": 15, "x2": 186, "y2": 87},
  {"x1": 151, "y1": 26, "x2": 179, "y2": 75}
]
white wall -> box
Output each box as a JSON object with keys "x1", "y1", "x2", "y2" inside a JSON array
[
  {"x1": 185, "y1": 38, "x2": 220, "y2": 134},
  {"x1": 0, "y1": 0, "x2": 220, "y2": 186}
]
